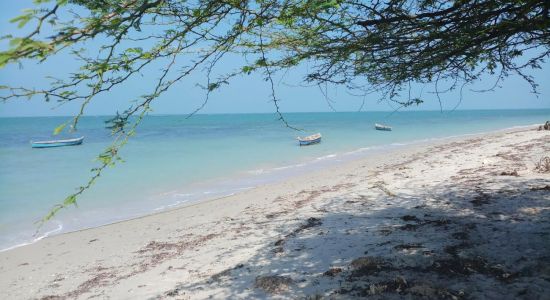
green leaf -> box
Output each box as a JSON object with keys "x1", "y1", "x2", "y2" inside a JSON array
[
  {"x1": 0, "y1": 52, "x2": 10, "y2": 68},
  {"x1": 9, "y1": 38, "x2": 23, "y2": 47},
  {"x1": 63, "y1": 194, "x2": 77, "y2": 206},
  {"x1": 53, "y1": 123, "x2": 66, "y2": 135},
  {"x1": 208, "y1": 82, "x2": 220, "y2": 91},
  {"x1": 10, "y1": 13, "x2": 33, "y2": 29},
  {"x1": 242, "y1": 65, "x2": 254, "y2": 74}
]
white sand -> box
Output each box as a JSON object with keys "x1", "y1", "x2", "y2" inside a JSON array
[{"x1": 1, "y1": 128, "x2": 549, "y2": 299}]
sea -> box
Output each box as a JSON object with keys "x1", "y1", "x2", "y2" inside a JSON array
[{"x1": 0, "y1": 109, "x2": 548, "y2": 251}]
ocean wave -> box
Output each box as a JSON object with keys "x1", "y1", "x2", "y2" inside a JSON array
[
  {"x1": 153, "y1": 201, "x2": 183, "y2": 211},
  {"x1": 316, "y1": 154, "x2": 337, "y2": 160},
  {"x1": 158, "y1": 190, "x2": 178, "y2": 196},
  {"x1": 247, "y1": 168, "x2": 267, "y2": 175},
  {"x1": 174, "y1": 193, "x2": 194, "y2": 198},
  {"x1": 272, "y1": 163, "x2": 306, "y2": 171},
  {"x1": 343, "y1": 147, "x2": 372, "y2": 155},
  {"x1": 235, "y1": 186, "x2": 254, "y2": 191},
  {"x1": 34, "y1": 221, "x2": 64, "y2": 242}
]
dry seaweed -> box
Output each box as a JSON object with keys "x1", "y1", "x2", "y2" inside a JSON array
[{"x1": 254, "y1": 275, "x2": 293, "y2": 294}]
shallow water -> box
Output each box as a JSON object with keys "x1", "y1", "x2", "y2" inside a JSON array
[{"x1": 0, "y1": 109, "x2": 548, "y2": 250}]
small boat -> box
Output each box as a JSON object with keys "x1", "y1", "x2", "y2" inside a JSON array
[
  {"x1": 31, "y1": 136, "x2": 84, "y2": 148},
  {"x1": 297, "y1": 133, "x2": 322, "y2": 146},
  {"x1": 374, "y1": 123, "x2": 392, "y2": 131}
]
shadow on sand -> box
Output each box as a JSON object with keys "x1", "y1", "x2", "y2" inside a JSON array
[{"x1": 163, "y1": 176, "x2": 550, "y2": 299}]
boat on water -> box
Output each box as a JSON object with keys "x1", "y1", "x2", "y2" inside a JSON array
[
  {"x1": 297, "y1": 133, "x2": 322, "y2": 146},
  {"x1": 31, "y1": 136, "x2": 84, "y2": 148},
  {"x1": 374, "y1": 123, "x2": 392, "y2": 131}
]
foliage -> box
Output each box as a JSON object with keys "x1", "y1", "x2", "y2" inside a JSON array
[{"x1": 1, "y1": 0, "x2": 549, "y2": 223}]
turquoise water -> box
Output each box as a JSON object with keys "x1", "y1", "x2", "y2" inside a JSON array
[{"x1": 0, "y1": 109, "x2": 548, "y2": 250}]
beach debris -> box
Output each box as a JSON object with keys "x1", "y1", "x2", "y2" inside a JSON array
[
  {"x1": 254, "y1": 275, "x2": 293, "y2": 294},
  {"x1": 337, "y1": 276, "x2": 440, "y2": 297},
  {"x1": 431, "y1": 256, "x2": 515, "y2": 281},
  {"x1": 40, "y1": 295, "x2": 68, "y2": 300},
  {"x1": 537, "y1": 121, "x2": 550, "y2": 130},
  {"x1": 397, "y1": 216, "x2": 451, "y2": 232},
  {"x1": 264, "y1": 212, "x2": 280, "y2": 219},
  {"x1": 372, "y1": 182, "x2": 397, "y2": 197},
  {"x1": 210, "y1": 269, "x2": 231, "y2": 282},
  {"x1": 164, "y1": 285, "x2": 187, "y2": 298},
  {"x1": 452, "y1": 231, "x2": 469, "y2": 240},
  {"x1": 534, "y1": 156, "x2": 550, "y2": 173},
  {"x1": 337, "y1": 274, "x2": 465, "y2": 298},
  {"x1": 349, "y1": 256, "x2": 389, "y2": 277},
  {"x1": 530, "y1": 185, "x2": 550, "y2": 191},
  {"x1": 401, "y1": 215, "x2": 420, "y2": 222},
  {"x1": 273, "y1": 217, "x2": 322, "y2": 253},
  {"x1": 368, "y1": 276, "x2": 408, "y2": 295},
  {"x1": 407, "y1": 283, "x2": 463, "y2": 299},
  {"x1": 299, "y1": 217, "x2": 322, "y2": 230},
  {"x1": 471, "y1": 191, "x2": 491, "y2": 207},
  {"x1": 394, "y1": 243, "x2": 423, "y2": 251},
  {"x1": 210, "y1": 263, "x2": 245, "y2": 282},
  {"x1": 500, "y1": 170, "x2": 519, "y2": 176},
  {"x1": 323, "y1": 267, "x2": 343, "y2": 277}
]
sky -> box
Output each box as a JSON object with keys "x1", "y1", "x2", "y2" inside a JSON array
[{"x1": 0, "y1": 2, "x2": 549, "y2": 117}]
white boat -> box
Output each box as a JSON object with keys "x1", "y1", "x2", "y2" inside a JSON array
[
  {"x1": 31, "y1": 136, "x2": 84, "y2": 148},
  {"x1": 374, "y1": 123, "x2": 392, "y2": 131},
  {"x1": 297, "y1": 133, "x2": 322, "y2": 146}
]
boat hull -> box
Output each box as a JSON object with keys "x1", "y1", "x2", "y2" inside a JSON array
[
  {"x1": 374, "y1": 124, "x2": 392, "y2": 131},
  {"x1": 31, "y1": 137, "x2": 84, "y2": 148},
  {"x1": 299, "y1": 137, "x2": 321, "y2": 146}
]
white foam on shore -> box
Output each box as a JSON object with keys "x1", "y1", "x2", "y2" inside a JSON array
[
  {"x1": 153, "y1": 201, "x2": 184, "y2": 211},
  {"x1": 174, "y1": 193, "x2": 194, "y2": 197},
  {"x1": 316, "y1": 154, "x2": 337, "y2": 160},
  {"x1": 152, "y1": 186, "x2": 255, "y2": 213},
  {"x1": 235, "y1": 186, "x2": 254, "y2": 191},
  {"x1": 0, "y1": 221, "x2": 63, "y2": 252},
  {"x1": 247, "y1": 162, "x2": 310, "y2": 175},
  {"x1": 33, "y1": 221, "x2": 63, "y2": 242},
  {"x1": 272, "y1": 163, "x2": 306, "y2": 171}
]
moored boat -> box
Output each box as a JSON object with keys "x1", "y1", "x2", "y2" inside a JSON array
[
  {"x1": 297, "y1": 133, "x2": 322, "y2": 146},
  {"x1": 374, "y1": 123, "x2": 392, "y2": 131},
  {"x1": 31, "y1": 136, "x2": 84, "y2": 148}
]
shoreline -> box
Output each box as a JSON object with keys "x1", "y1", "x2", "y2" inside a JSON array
[
  {"x1": 0, "y1": 123, "x2": 541, "y2": 253},
  {"x1": 1, "y1": 125, "x2": 549, "y2": 299}
]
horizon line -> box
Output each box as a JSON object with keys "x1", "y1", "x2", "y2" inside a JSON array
[{"x1": 0, "y1": 107, "x2": 549, "y2": 118}]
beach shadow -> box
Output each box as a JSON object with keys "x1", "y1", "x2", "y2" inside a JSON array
[{"x1": 161, "y1": 177, "x2": 550, "y2": 299}]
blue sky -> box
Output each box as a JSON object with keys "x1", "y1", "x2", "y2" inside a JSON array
[{"x1": 1, "y1": 2, "x2": 549, "y2": 117}]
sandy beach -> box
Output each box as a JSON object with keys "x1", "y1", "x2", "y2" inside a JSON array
[{"x1": 1, "y1": 127, "x2": 549, "y2": 299}]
